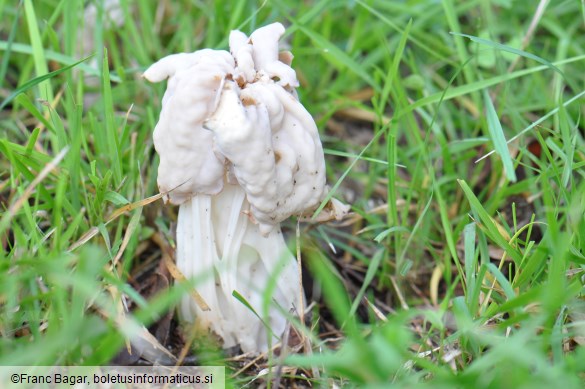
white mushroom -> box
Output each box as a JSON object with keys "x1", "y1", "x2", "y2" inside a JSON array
[{"x1": 145, "y1": 22, "x2": 349, "y2": 353}]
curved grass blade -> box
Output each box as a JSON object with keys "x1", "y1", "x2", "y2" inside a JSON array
[
  {"x1": 452, "y1": 32, "x2": 565, "y2": 78},
  {"x1": 296, "y1": 24, "x2": 377, "y2": 91},
  {"x1": 0, "y1": 55, "x2": 93, "y2": 110}
]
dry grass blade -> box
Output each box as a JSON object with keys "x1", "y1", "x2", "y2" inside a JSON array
[
  {"x1": 507, "y1": 0, "x2": 549, "y2": 74},
  {"x1": 162, "y1": 250, "x2": 211, "y2": 312},
  {"x1": 69, "y1": 191, "x2": 168, "y2": 252},
  {"x1": 430, "y1": 264, "x2": 444, "y2": 307},
  {"x1": 335, "y1": 107, "x2": 391, "y2": 125},
  {"x1": 111, "y1": 209, "x2": 142, "y2": 270},
  {"x1": 174, "y1": 324, "x2": 198, "y2": 368},
  {"x1": 231, "y1": 350, "x2": 270, "y2": 378},
  {"x1": 271, "y1": 320, "x2": 291, "y2": 388},
  {"x1": 67, "y1": 226, "x2": 98, "y2": 252},
  {"x1": 98, "y1": 286, "x2": 177, "y2": 365},
  {"x1": 152, "y1": 232, "x2": 211, "y2": 312},
  {"x1": 364, "y1": 297, "x2": 388, "y2": 322},
  {"x1": 106, "y1": 192, "x2": 166, "y2": 223},
  {"x1": 389, "y1": 275, "x2": 409, "y2": 310}
]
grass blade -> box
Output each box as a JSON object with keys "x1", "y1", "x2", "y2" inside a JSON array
[
  {"x1": 458, "y1": 179, "x2": 522, "y2": 264},
  {"x1": 0, "y1": 41, "x2": 120, "y2": 81},
  {"x1": 0, "y1": 56, "x2": 92, "y2": 110},
  {"x1": 477, "y1": 88, "x2": 585, "y2": 162},
  {"x1": 295, "y1": 24, "x2": 377, "y2": 91},
  {"x1": 452, "y1": 32, "x2": 565, "y2": 78},
  {"x1": 483, "y1": 90, "x2": 517, "y2": 182},
  {"x1": 101, "y1": 49, "x2": 122, "y2": 185},
  {"x1": 0, "y1": 0, "x2": 21, "y2": 89},
  {"x1": 23, "y1": 0, "x2": 53, "y2": 103},
  {"x1": 0, "y1": 147, "x2": 69, "y2": 236}
]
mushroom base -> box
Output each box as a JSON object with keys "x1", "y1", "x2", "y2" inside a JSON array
[{"x1": 176, "y1": 183, "x2": 302, "y2": 353}]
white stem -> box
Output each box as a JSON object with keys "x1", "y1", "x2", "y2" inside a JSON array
[{"x1": 176, "y1": 183, "x2": 301, "y2": 353}]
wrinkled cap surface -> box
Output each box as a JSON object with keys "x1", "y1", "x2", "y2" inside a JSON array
[
  {"x1": 205, "y1": 81, "x2": 327, "y2": 234},
  {"x1": 146, "y1": 22, "x2": 340, "y2": 232},
  {"x1": 144, "y1": 50, "x2": 235, "y2": 204}
]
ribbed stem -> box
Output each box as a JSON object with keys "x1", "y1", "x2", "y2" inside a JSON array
[{"x1": 176, "y1": 183, "x2": 301, "y2": 352}]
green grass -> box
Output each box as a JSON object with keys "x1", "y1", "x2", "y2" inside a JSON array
[{"x1": 1, "y1": 0, "x2": 585, "y2": 387}]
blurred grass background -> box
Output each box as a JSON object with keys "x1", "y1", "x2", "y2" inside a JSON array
[{"x1": 1, "y1": 0, "x2": 584, "y2": 387}]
